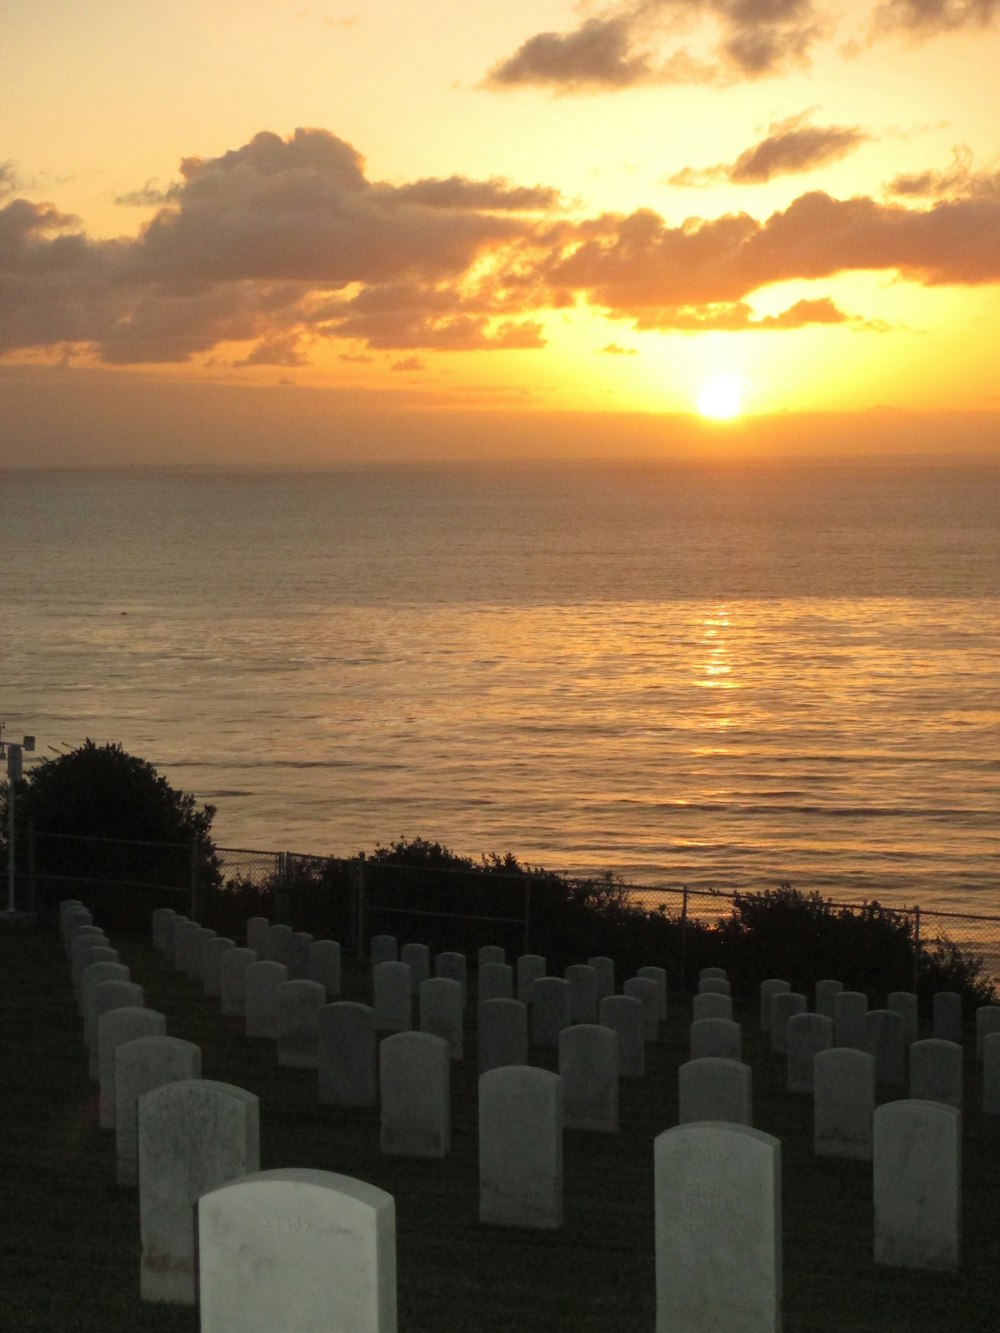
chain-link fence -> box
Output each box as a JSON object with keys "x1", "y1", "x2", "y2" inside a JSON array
[{"x1": 17, "y1": 827, "x2": 1000, "y2": 995}]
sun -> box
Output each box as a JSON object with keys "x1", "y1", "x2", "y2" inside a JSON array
[{"x1": 696, "y1": 373, "x2": 745, "y2": 420}]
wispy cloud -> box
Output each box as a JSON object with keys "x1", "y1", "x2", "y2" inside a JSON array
[
  {"x1": 668, "y1": 114, "x2": 869, "y2": 186},
  {"x1": 485, "y1": 0, "x2": 1000, "y2": 93}
]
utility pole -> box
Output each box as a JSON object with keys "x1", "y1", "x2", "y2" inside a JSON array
[{"x1": 1, "y1": 724, "x2": 36, "y2": 915}]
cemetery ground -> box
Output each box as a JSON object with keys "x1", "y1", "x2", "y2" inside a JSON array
[{"x1": 4, "y1": 926, "x2": 1000, "y2": 1333}]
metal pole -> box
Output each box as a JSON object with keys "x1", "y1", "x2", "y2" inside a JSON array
[
  {"x1": 912, "y1": 904, "x2": 921, "y2": 995},
  {"x1": 680, "y1": 885, "x2": 689, "y2": 993},
  {"x1": 6, "y1": 744, "x2": 21, "y2": 913},
  {"x1": 523, "y1": 876, "x2": 532, "y2": 955},
  {"x1": 189, "y1": 840, "x2": 199, "y2": 921},
  {"x1": 28, "y1": 821, "x2": 36, "y2": 916},
  {"x1": 354, "y1": 852, "x2": 367, "y2": 960}
]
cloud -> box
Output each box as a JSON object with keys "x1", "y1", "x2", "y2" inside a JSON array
[
  {"x1": 115, "y1": 180, "x2": 179, "y2": 208},
  {"x1": 886, "y1": 146, "x2": 1000, "y2": 199},
  {"x1": 628, "y1": 295, "x2": 858, "y2": 331},
  {"x1": 0, "y1": 162, "x2": 21, "y2": 200},
  {"x1": 484, "y1": 17, "x2": 657, "y2": 91},
  {"x1": 520, "y1": 188, "x2": 1000, "y2": 326},
  {"x1": 873, "y1": 0, "x2": 1000, "y2": 35},
  {"x1": 484, "y1": 1, "x2": 821, "y2": 91},
  {"x1": 597, "y1": 342, "x2": 638, "y2": 354},
  {"x1": 2, "y1": 128, "x2": 1000, "y2": 366},
  {"x1": 394, "y1": 176, "x2": 561, "y2": 211},
  {"x1": 485, "y1": 0, "x2": 1000, "y2": 92},
  {"x1": 669, "y1": 115, "x2": 869, "y2": 186},
  {"x1": 391, "y1": 356, "x2": 426, "y2": 371}
]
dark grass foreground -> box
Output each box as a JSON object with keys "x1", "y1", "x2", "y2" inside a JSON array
[{"x1": 3, "y1": 924, "x2": 1000, "y2": 1333}]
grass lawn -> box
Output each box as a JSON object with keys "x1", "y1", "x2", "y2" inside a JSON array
[{"x1": 3, "y1": 920, "x2": 999, "y2": 1332}]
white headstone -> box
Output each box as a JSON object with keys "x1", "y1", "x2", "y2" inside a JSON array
[
  {"x1": 98, "y1": 1006, "x2": 167, "y2": 1128},
  {"x1": 759, "y1": 979, "x2": 790, "y2": 1032},
  {"x1": 769, "y1": 992, "x2": 806, "y2": 1055},
  {"x1": 138, "y1": 1079, "x2": 259, "y2": 1304},
  {"x1": 698, "y1": 977, "x2": 730, "y2": 997},
  {"x1": 873, "y1": 1099, "x2": 960, "y2": 1271},
  {"x1": 814, "y1": 979, "x2": 843, "y2": 1021},
  {"x1": 173, "y1": 921, "x2": 203, "y2": 976},
  {"x1": 286, "y1": 931, "x2": 314, "y2": 981},
  {"x1": 202, "y1": 937, "x2": 235, "y2": 998},
  {"x1": 887, "y1": 990, "x2": 918, "y2": 1047},
  {"x1": 244, "y1": 960, "x2": 288, "y2": 1039},
  {"x1": 308, "y1": 939, "x2": 342, "y2": 997},
  {"x1": 813, "y1": 1047, "x2": 875, "y2": 1160},
  {"x1": 370, "y1": 934, "x2": 398, "y2": 968},
  {"x1": 654, "y1": 1122, "x2": 781, "y2": 1332},
  {"x1": 559, "y1": 1024, "x2": 618, "y2": 1133},
  {"x1": 373, "y1": 961, "x2": 413, "y2": 1034},
  {"x1": 678, "y1": 1057, "x2": 752, "y2": 1125},
  {"x1": 220, "y1": 947, "x2": 257, "y2": 1017},
  {"x1": 72, "y1": 944, "x2": 119, "y2": 995},
  {"x1": 530, "y1": 977, "x2": 571, "y2": 1047},
  {"x1": 699, "y1": 967, "x2": 727, "y2": 982},
  {"x1": 478, "y1": 998, "x2": 528, "y2": 1074},
  {"x1": 419, "y1": 976, "x2": 464, "y2": 1059},
  {"x1": 276, "y1": 979, "x2": 325, "y2": 1068},
  {"x1": 623, "y1": 976, "x2": 659, "y2": 1040},
  {"x1": 478, "y1": 945, "x2": 505, "y2": 967},
  {"x1": 587, "y1": 956, "x2": 615, "y2": 1001},
  {"x1": 637, "y1": 966, "x2": 668, "y2": 1018},
  {"x1": 267, "y1": 923, "x2": 292, "y2": 966},
  {"x1": 477, "y1": 962, "x2": 513, "y2": 1006},
  {"x1": 198, "y1": 1169, "x2": 396, "y2": 1333},
  {"x1": 693, "y1": 991, "x2": 733, "y2": 1024},
  {"x1": 318, "y1": 1002, "x2": 377, "y2": 1107},
  {"x1": 434, "y1": 951, "x2": 467, "y2": 1004},
  {"x1": 399, "y1": 942, "x2": 429, "y2": 991},
  {"x1": 479, "y1": 1066, "x2": 562, "y2": 1229},
  {"x1": 975, "y1": 1004, "x2": 1000, "y2": 1057},
  {"x1": 87, "y1": 981, "x2": 145, "y2": 1076},
  {"x1": 115, "y1": 1035, "x2": 202, "y2": 1186},
  {"x1": 690, "y1": 1016, "x2": 742, "y2": 1063},
  {"x1": 150, "y1": 911, "x2": 174, "y2": 954},
  {"x1": 786, "y1": 1012, "x2": 832, "y2": 1093},
  {"x1": 910, "y1": 1038, "x2": 963, "y2": 1108},
  {"x1": 379, "y1": 1031, "x2": 450, "y2": 1158},
  {"x1": 834, "y1": 990, "x2": 868, "y2": 1049},
  {"x1": 79, "y1": 959, "x2": 130, "y2": 1021},
  {"x1": 516, "y1": 954, "x2": 546, "y2": 1001}
]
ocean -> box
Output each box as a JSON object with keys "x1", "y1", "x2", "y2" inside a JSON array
[{"x1": 3, "y1": 460, "x2": 998, "y2": 913}]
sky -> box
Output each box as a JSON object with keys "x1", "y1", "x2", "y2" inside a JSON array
[{"x1": 2, "y1": 0, "x2": 1000, "y2": 465}]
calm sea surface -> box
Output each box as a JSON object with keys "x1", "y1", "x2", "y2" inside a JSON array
[{"x1": 3, "y1": 462, "x2": 999, "y2": 913}]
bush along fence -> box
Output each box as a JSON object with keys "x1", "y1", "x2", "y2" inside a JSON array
[{"x1": 15, "y1": 829, "x2": 1000, "y2": 1009}]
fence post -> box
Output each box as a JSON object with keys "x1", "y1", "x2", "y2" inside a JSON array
[
  {"x1": 523, "y1": 876, "x2": 532, "y2": 955},
  {"x1": 680, "y1": 885, "x2": 689, "y2": 993},
  {"x1": 354, "y1": 852, "x2": 367, "y2": 960},
  {"x1": 912, "y1": 904, "x2": 921, "y2": 994},
  {"x1": 27, "y1": 822, "x2": 36, "y2": 916},
  {"x1": 189, "y1": 841, "x2": 199, "y2": 921}
]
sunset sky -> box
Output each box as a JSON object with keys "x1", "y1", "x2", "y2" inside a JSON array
[{"x1": 3, "y1": 0, "x2": 1000, "y2": 464}]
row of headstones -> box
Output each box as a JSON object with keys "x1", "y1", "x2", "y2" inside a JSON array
[
  {"x1": 65, "y1": 900, "x2": 970, "y2": 1329},
  {"x1": 151, "y1": 909, "x2": 970, "y2": 1268},
  {"x1": 65, "y1": 900, "x2": 773, "y2": 1328},
  {"x1": 60, "y1": 900, "x2": 263, "y2": 1309},
  {"x1": 761, "y1": 977, "x2": 1000, "y2": 1113}
]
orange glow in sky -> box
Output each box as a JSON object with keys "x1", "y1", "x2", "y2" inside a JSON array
[{"x1": 2, "y1": 1, "x2": 1000, "y2": 465}]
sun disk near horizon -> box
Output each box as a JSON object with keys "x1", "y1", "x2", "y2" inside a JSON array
[{"x1": 696, "y1": 373, "x2": 746, "y2": 420}]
